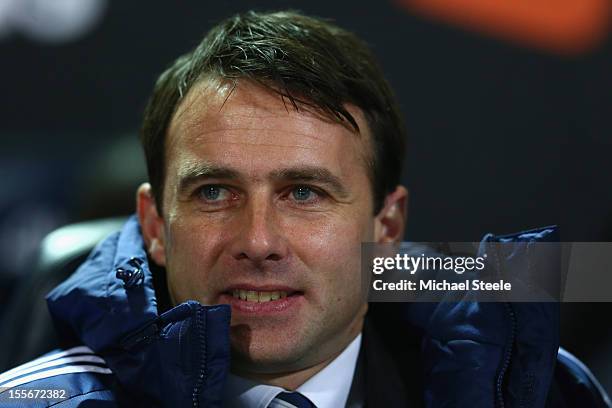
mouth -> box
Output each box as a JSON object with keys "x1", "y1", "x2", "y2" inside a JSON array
[
  {"x1": 220, "y1": 285, "x2": 304, "y2": 314},
  {"x1": 229, "y1": 289, "x2": 296, "y2": 303}
]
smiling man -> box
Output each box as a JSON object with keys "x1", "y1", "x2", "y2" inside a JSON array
[
  {"x1": 132, "y1": 10, "x2": 408, "y2": 405},
  {"x1": 138, "y1": 78, "x2": 406, "y2": 394},
  {"x1": 141, "y1": 82, "x2": 378, "y2": 379}
]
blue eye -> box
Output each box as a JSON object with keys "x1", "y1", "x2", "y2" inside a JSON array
[
  {"x1": 198, "y1": 185, "x2": 230, "y2": 202},
  {"x1": 292, "y1": 186, "x2": 314, "y2": 201},
  {"x1": 203, "y1": 186, "x2": 221, "y2": 200}
]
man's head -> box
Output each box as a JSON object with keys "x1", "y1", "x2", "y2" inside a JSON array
[{"x1": 137, "y1": 10, "x2": 408, "y2": 382}]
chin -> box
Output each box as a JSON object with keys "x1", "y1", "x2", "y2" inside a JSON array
[{"x1": 229, "y1": 327, "x2": 311, "y2": 373}]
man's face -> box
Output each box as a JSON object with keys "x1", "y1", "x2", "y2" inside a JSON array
[{"x1": 139, "y1": 80, "x2": 405, "y2": 374}]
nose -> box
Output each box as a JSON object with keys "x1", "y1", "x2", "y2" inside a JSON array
[{"x1": 230, "y1": 195, "x2": 288, "y2": 264}]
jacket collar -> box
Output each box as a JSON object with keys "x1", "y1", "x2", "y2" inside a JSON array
[{"x1": 46, "y1": 215, "x2": 232, "y2": 407}]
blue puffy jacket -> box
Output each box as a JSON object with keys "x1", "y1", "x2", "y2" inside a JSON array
[{"x1": 0, "y1": 216, "x2": 608, "y2": 407}]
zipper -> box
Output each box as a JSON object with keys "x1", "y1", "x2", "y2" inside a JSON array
[
  {"x1": 119, "y1": 320, "x2": 161, "y2": 350},
  {"x1": 119, "y1": 303, "x2": 196, "y2": 351},
  {"x1": 489, "y1": 235, "x2": 517, "y2": 408},
  {"x1": 496, "y1": 302, "x2": 516, "y2": 408},
  {"x1": 192, "y1": 307, "x2": 207, "y2": 407}
]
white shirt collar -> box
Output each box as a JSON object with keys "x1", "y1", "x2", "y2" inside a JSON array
[{"x1": 223, "y1": 333, "x2": 362, "y2": 408}]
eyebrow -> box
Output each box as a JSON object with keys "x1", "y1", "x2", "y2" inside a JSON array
[
  {"x1": 177, "y1": 163, "x2": 349, "y2": 198},
  {"x1": 177, "y1": 163, "x2": 242, "y2": 195}
]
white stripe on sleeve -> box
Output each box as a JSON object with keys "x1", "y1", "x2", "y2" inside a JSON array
[
  {"x1": 0, "y1": 355, "x2": 107, "y2": 385},
  {"x1": 0, "y1": 365, "x2": 113, "y2": 392},
  {"x1": 0, "y1": 345, "x2": 94, "y2": 381}
]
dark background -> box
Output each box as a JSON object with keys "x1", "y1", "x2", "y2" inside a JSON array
[{"x1": 0, "y1": 0, "x2": 610, "y2": 393}]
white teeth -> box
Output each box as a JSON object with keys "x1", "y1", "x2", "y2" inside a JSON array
[{"x1": 230, "y1": 290, "x2": 288, "y2": 302}]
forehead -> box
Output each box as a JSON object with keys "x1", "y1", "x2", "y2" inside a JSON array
[{"x1": 165, "y1": 79, "x2": 372, "y2": 180}]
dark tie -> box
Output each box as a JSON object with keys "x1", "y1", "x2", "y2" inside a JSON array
[{"x1": 269, "y1": 391, "x2": 317, "y2": 408}]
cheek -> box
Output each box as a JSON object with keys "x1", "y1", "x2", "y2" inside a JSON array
[
  {"x1": 285, "y1": 214, "x2": 366, "y2": 294},
  {"x1": 164, "y1": 216, "x2": 230, "y2": 302},
  {"x1": 288, "y1": 214, "x2": 358, "y2": 250},
  {"x1": 166, "y1": 210, "x2": 238, "y2": 255}
]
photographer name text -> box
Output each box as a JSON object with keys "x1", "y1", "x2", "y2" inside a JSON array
[{"x1": 372, "y1": 279, "x2": 511, "y2": 291}]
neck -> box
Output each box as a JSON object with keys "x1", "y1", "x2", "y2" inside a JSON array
[{"x1": 236, "y1": 355, "x2": 337, "y2": 390}]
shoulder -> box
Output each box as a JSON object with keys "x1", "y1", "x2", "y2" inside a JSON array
[{"x1": 0, "y1": 345, "x2": 117, "y2": 407}]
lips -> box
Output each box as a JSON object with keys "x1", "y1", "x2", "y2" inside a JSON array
[{"x1": 221, "y1": 285, "x2": 303, "y2": 314}]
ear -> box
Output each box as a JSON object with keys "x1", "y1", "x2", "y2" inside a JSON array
[
  {"x1": 374, "y1": 186, "x2": 408, "y2": 243},
  {"x1": 136, "y1": 183, "x2": 167, "y2": 266}
]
